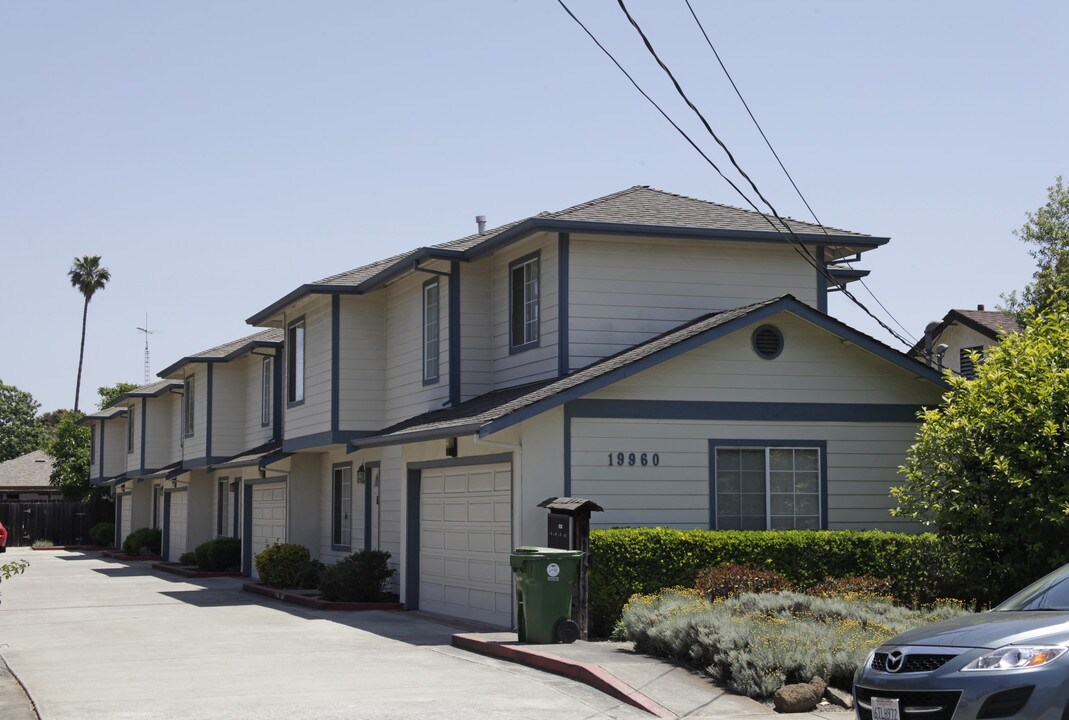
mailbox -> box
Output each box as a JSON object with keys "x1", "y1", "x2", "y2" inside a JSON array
[{"x1": 537, "y1": 497, "x2": 603, "y2": 639}]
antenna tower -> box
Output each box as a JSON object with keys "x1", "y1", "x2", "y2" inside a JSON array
[{"x1": 136, "y1": 314, "x2": 157, "y2": 383}]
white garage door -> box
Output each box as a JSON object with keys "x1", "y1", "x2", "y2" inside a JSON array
[
  {"x1": 167, "y1": 491, "x2": 188, "y2": 562},
  {"x1": 419, "y1": 463, "x2": 513, "y2": 628},
  {"x1": 250, "y1": 482, "x2": 287, "y2": 579},
  {"x1": 119, "y1": 495, "x2": 132, "y2": 548}
]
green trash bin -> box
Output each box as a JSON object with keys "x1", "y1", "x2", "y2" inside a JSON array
[{"x1": 510, "y1": 546, "x2": 584, "y2": 644}]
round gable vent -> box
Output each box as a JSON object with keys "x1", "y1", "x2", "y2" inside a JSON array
[{"x1": 752, "y1": 325, "x2": 783, "y2": 359}]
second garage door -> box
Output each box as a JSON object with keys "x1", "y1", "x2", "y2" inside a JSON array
[
  {"x1": 250, "y1": 482, "x2": 287, "y2": 579},
  {"x1": 419, "y1": 462, "x2": 513, "y2": 628}
]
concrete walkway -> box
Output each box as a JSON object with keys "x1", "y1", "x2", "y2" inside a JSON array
[{"x1": 0, "y1": 549, "x2": 852, "y2": 719}]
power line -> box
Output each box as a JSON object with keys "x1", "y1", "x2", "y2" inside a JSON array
[
  {"x1": 608, "y1": 0, "x2": 916, "y2": 348},
  {"x1": 683, "y1": 0, "x2": 917, "y2": 344}
]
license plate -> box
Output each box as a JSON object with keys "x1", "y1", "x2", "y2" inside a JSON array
[{"x1": 871, "y1": 697, "x2": 901, "y2": 720}]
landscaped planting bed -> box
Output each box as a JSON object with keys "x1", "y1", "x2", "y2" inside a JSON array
[{"x1": 616, "y1": 588, "x2": 969, "y2": 699}]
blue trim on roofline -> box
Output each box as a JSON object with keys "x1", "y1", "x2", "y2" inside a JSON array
[
  {"x1": 331, "y1": 296, "x2": 340, "y2": 432},
  {"x1": 558, "y1": 233, "x2": 570, "y2": 377},
  {"x1": 246, "y1": 215, "x2": 885, "y2": 328},
  {"x1": 107, "y1": 381, "x2": 182, "y2": 409},
  {"x1": 283, "y1": 430, "x2": 375, "y2": 453},
  {"x1": 479, "y1": 297, "x2": 945, "y2": 437},
  {"x1": 348, "y1": 423, "x2": 483, "y2": 452},
  {"x1": 568, "y1": 399, "x2": 925, "y2": 423},
  {"x1": 448, "y1": 261, "x2": 461, "y2": 406}
]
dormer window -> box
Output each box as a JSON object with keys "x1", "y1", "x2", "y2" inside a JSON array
[{"x1": 509, "y1": 253, "x2": 540, "y2": 351}]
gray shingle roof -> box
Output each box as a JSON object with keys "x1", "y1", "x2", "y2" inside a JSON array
[
  {"x1": 158, "y1": 328, "x2": 284, "y2": 377},
  {"x1": 103, "y1": 379, "x2": 183, "y2": 409},
  {"x1": 0, "y1": 450, "x2": 56, "y2": 490},
  {"x1": 249, "y1": 186, "x2": 883, "y2": 324},
  {"x1": 80, "y1": 405, "x2": 129, "y2": 422},
  {"x1": 953, "y1": 309, "x2": 1020, "y2": 336}
]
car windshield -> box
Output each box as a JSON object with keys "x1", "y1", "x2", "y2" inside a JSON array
[{"x1": 997, "y1": 563, "x2": 1069, "y2": 611}]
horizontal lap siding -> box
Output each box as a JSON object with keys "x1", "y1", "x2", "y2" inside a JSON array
[
  {"x1": 243, "y1": 352, "x2": 275, "y2": 449},
  {"x1": 182, "y1": 367, "x2": 208, "y2": 461},
  {"x1": 211, "y1": 363, "x2": 245, "y2": 459},
  {"x1": 569, "y1": 418, "x2": 923, "y2": 531},
  {"x1": 568, "y1": 236, "x2": 817, "y2": 371},
  {"x1": 144, "y1": 396, "x2": 175, "y2": 470},
  {"x1": 460, "y1": 262, "x2": 492, "y2": 401},
  {"x1": 385, "y1": 271, "x2": 450, "y2": 425},
  {"x1": 338, "y1": 294, "x2": 386, "y2": 430},
  {"x1": 491, "y1": 235, "x2": 558, "y2": 387},
  {"x1": 587, "y1": 312, "x2": 941, "y2": 406},
  {"x1": 934, "y1": 324, "x2": 994, "y2": 377},
  {"x1": 102, "y1": 419, "x2": 126, "y2": 478},
  {"x1": 285, "y1": 296, "x2": 332, "y2": 439}
]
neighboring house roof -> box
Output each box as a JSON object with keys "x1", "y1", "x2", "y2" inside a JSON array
[
  {"x1": 350, "y1": 295, "x2": 943, "y2": 451},
  {"x1": 248, "y1": 186, "x2": 888, "y2": 325},
  {"x1": 79, "y1": 404, "x2": 129, "y2": 424},
  {"x1": 158, "y1": 328, "x2": 284, "y2": 378},
  {"x1": 107, "y1": 379, "x2": 184, "y2": 408},
  {"x1": 909, "y1": 306, "x2": 1021, "y2": 356},
  {"x1": 0, "y1": 450, "x2": 58, "y2": 492}
]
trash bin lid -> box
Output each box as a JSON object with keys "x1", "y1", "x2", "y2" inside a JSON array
[{"x1": 511, "y1": 546, "x2": 583, "y2": 557}]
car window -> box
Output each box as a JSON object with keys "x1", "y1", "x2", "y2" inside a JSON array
[{"x1": 997, "y1": 564, "x2": 1069, "y2": 611}]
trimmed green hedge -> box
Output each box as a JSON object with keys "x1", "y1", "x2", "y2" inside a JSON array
[{"x1": 589, "y1": 528, "x2": 961, "y2": 636}]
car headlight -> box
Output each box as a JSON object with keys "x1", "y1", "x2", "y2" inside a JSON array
[{"x1": 961, "y1": 646, "x2": 1067, "y2": 671}]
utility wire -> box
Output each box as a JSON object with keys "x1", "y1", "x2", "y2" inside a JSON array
[
  {"x1": 683, "y1": 0, "x2": 917, "y2": 344},
  {"x1": 610, "y1": 0, "x2": 915, "y2": 349}
]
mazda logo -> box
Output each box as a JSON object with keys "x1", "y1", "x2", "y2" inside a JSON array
[{"x1": 885, "y1": 650, "x2": 905, "y2": 673}]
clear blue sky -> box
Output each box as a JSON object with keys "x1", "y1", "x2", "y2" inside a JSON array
[{"x1": 2, "y1": 1, "x2": 1066, "y2": 414}]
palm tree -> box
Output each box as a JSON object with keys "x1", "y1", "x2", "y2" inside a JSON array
[{"x1": 68, "y1": 256, "x2": 111, "y2": 412}]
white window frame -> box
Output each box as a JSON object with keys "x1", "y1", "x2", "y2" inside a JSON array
[
  {"x1": 183, "y1": 376, "x2": 195, "y2": 437},
  {"x1": 287, "y1": 318, "x2": 305, "y2": 405},
  {"x1": 423, "y1": 278, "x2": 440, "y2": 384},
  {"x1": 713, "y1": 445, "x2": 822, "y2": 530},
  {"x1": 509, "y1": 253, "x2": 540, "y2": 350}
]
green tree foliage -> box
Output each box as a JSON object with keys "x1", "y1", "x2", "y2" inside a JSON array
[
  {"x1": 894, "y1": 300, "x2": 1069, "y2": 604},
  {"x1": 36, "y1": 408, "x2": 71, "y2": 448},
  {"x1": 1002, "y1": 177, "x2": 1069, "y2": 323},
  {"x1": 45, "y1": 410, "x2": 105, "y2": 502},
  {"x1": 97, "y1": 382, "x2": 138, "y2": 410},
  {"x1": 0, "y1": 379, "x2": 45, "y2": 462},
  {"x1": 68, "y1": 255, "x2": 111, "y2": 412}
]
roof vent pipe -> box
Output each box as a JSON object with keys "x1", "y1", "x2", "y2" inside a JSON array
[
  {"x1": 476, "y1": 215, "x2": 487, "y2": 234},
  {"x1": 977, "y1": 304, "x2": 985, "y2": 311}
]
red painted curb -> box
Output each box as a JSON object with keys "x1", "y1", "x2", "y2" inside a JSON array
[
  {"x1": 242, "y1": 582, "x2": 404, "y2": 611},
  {"x1": 451, "y1": 633, "x2": 675, "y2": 718}
]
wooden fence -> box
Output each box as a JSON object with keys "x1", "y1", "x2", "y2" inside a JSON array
[{"x1": 0, "y1": 501, "x2": 114, "y2": 547}]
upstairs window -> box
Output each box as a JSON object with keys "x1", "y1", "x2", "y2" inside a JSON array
[
  {"x1": 509, "y1": 253, "x2": 540, "y2": 350},
  {"x1": 287, "y1": 318, "x2": 305, "y2": 405},
  {"x1": 90, "y1": 426, "x2": 96, "y2": 466},
  {"x1": 261, "y1": 356, "x2": 273, "y2": 426},
  {"x1": 127, "y1": 405, "x2": 135, "y2": 454},
  {"x1": 183, "y1": 376, "x2": 195, "y2": 437},
  {"x1": 423, "y1": 278, "x2": 440, "y2": 383}
]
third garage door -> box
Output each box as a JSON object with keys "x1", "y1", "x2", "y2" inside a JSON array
[
  {"x1": 250, "y1": 482, "x2": 287, "y2": 579},
  {"x1": 419, "y1": 462, "x2": 512, "y2": 628}
]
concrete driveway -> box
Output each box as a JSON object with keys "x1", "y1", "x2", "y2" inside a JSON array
[{"x1": 0, "y1": 548, "x2": 649, "y2": 720}]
